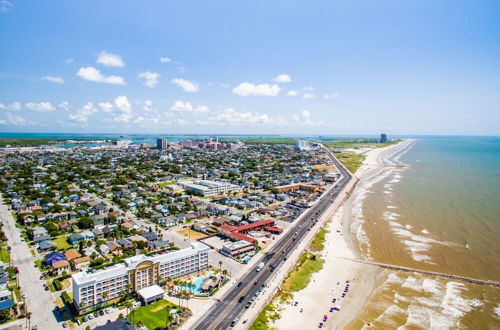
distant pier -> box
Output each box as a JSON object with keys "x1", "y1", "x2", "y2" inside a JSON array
[{"x1": 335, "y1": 257, "x2": 500, "y2": 288}]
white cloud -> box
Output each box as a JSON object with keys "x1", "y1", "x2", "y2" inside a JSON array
[
  {"x1": 76, "y1": 67, "x2": 125, "y2": 85},
  {"x1": 138, "y1": 71, "x2": 160, "y2": 88},
  {"x1": 292, "y1": 110, "x2": 324, "y2": 126},
  {"x1": 0, "y1": 0, "x2": 13, "y2": 13},
  {"x1": 303, "y1": 93, "x2": 316, "y2": 99},
  {"x1": 273, "y1": 74, "x2": 292, "y2": 83},
  {"x1": 324, "y1": 93, "x2": 339, "y2": 99},
  {"x1": 0, "y1": 101, "x2": 21, "y2": 111},
  {"x1": 42, "y1": 76, "x2": 65, "y2": 84},
  {"x1": 98, "y1": 102, "x2": 113, "y2": 113},
  {"x1": 114, "y1": 96, "x2": 132, "y2": 113},
  {"x1": 58, "y1": 101, "x2": 70, "y2": 111},
  {"x1": 232, "y1": 82, "x2": 280, "y2": 97},
  {"x1": 160, "y1": 57, "x2": 171, "y2": 63},
  {"x1": 194, "y1": 105, "x2": 209, "y2": 113},
  {"x1": 140, "y1": 100, "x2": 155, "y2": 113},
  {"x1": 171, "y1": 78, "x2": 199, "y2": 92},
  {"x1": 5, "y1": 113, "x2": 26, "y2": 125},
  {"x1": 64, "y1": 58, "x2": 74, "y2": 64},
  {"x1": 25, "y1": 102, "x2": 55, "y2": 112},
  {"x1": 96, "y1": 51, "x2": 124, "y2": 67},
  {"x1": 170, "y1": 101, "x2": 209, "y2": 113},
  {"x1": 171, "y1": 100, "x2": 193, "y2": 112},
  {"x1": 68, "y1": 103, "x2": 97, "y2": 122},
  {"x1": 209, "y1": 108, "x2": 271, "y2": 126},
  {"x1": 303, "y1": 86, "x2": 314, "y2": 91},
  {"x1": 286, "y1": 90, "x2": 298, "y2": 97}
]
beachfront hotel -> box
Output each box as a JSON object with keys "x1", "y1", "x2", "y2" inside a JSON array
[
  {"x1": 181, "y1": 180, "x2": 242, "y2": 197},
  {"x1": 72, "y1": 242, "x2": 209, "y2": 312}
]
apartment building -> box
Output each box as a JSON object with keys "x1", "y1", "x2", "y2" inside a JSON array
[
  {"x1": 72, "y1": 242, "x2": 209, "y2": 312},
  {"x1": 181, "y1": 180, "x2": 241, "y2": 197}
]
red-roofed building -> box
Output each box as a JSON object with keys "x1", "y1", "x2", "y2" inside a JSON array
[{"x1": 219, "y1": 220, "x2": 281, "y2": 243}]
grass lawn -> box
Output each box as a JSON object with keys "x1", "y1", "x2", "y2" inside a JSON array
[
  {"x1": 54, "y1": 236, "x2": 70, "y2": 250},
  {"x1": 0, "y1": 246, "x2": 11, "y2": 263},
  {"x1": 281, "y1": 252, "x2": 324, "y2": 292},
  {"x1": 128, "y1": 300, "x2": 175, "y2": 330},
  {"x1": 309, "y1": 228, "x2": 329, "y2": 252}
]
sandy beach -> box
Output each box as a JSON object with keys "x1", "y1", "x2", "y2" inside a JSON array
[{"x1": 272, "y1": 140, "x2": 414, "y2": 329}]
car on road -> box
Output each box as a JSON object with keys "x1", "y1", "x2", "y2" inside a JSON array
[
  {"x1": 237, "y1": 282, "x2": 243, "y2": 287},
  {"x1": 105, "y1": 308, "x2": 112, "y2": 314},
  {"x1": 94, "y1": 312, "x2": 99, "y2": 317},
  {"x1": 82, "y1": 315, "x2": 88, "y2": 322},
  {"x1": 88, "y1": 314, "x2": 94, "y2": 320},
  {"x1": 99, "y1": 310, "x2": 104, "y2": 316},
  {"x1": 62, "y1": 322, "x2": 68, "y2": 328},
  {"x1": 230, "y1": 318, "x2": 238, "y2": 327},
  {"x1": 254, "y1": 281, "x2": 258, "y2": 285},
  {"x1": 238, "y1": 296, "x2": 246, "y2": 303},
  {"x1": 22, "y1": 293, "x2": 26, "y2": 299},
  {"x1": 245, "y1": 302, "x2": 251, "y2": 309}
]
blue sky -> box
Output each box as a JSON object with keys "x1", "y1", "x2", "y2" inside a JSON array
[{"x1": 0, "y1": 0, "x2": 499, "y2": 135}]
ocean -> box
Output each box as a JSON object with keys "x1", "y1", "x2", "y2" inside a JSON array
[{"x1": 346, "y1": 136, "x2": 500, "y2": 329}]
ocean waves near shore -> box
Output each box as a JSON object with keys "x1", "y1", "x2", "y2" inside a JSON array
[{"x1": 347, "y1": 137, "x2": 500, "y2": 329}]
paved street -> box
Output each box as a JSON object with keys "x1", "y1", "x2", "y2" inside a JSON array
[
  {"x1": 191, "y1": 145, "x2": 353, "y2": 329},
  {"x1": 0, "y1": 194, "x2": 61, "y2": 330}
]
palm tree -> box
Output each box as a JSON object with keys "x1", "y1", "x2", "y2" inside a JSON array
[
  {"x1": 125, "y1": 300, "x2": 134, "y2": 325},
  {"x1": 136, "y1": 319, "x2": 144, "y2": 329},
  {"x1": 218, "y1": 261, "x2": 223, "y2": 272},
  {"x1": 165, "y1": 305, "x2": 173, "y2": 328},
  {"x1": 26, "y1": 311, "x2": 31, "y2": 329}
]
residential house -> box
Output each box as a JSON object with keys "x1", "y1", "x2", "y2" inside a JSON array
[
  {"x1": 45, "y1": 252, "x2": 66, "y2": 266},
  {"x1": 117, "y1": 239, "x2": 133, "y2": 249},
  {"x1": 73, "y1": 256, "x2": 91, "y2": 270},
  {"x1": 92, "y1": 227, "x2": 104, "y2": 238},
  {"x1": 80, "y1": 230, "x2": 95, "y2": 241},
  {"x1": 38, "y1": 240, "x2": 56, "y2": 252},
  {"x1": 0, "y1": 290, "x2": 14, "y2": 311},
  {"x1": 140, "y1": 232, "x2": 158, "y2": 242},
  {"x1": 64, "y1": 249, "x2": 82, "y2": 261},
  {"x1": 68, "y1": 233, "x2": 84, "y2": 244},
  {"x1": 52, "y1": 260, "x2": 70, "y2": 275}
]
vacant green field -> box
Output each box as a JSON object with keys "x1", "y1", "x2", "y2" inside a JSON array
[
  {"x1": 336, "y1": 151, "x2": 366, "y2": 174},
  {"x1": 309, "y1": 228, "x2": 329, "y2": 252},
  {"x1": 281, "y1": 252, "x2": 324, "y2": 292},
  {"x1": 128, "y1": 300, "x2": 175, "y2": 329},
  {"x1": 323, "y1": 138, "x2": 401, "y2": 150},
  {"x1": 54, "y1": 236, "x2": 70, "y2": 250},
  {"x1": 0, "y1": 246, "x2": 10, "y2": 263}
]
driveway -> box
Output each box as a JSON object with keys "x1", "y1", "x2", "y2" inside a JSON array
[{"x1": 0, "y1": 195, "x2": 61, "y2": 329}]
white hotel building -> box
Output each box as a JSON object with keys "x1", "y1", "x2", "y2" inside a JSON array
[
  {"x1": 181, "y1": 180, "x2": 241, "y2": 197},
  {"x1": 72, "y1": 242, "x2": 209, "y2": 312}
]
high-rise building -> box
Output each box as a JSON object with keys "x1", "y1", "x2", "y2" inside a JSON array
[
  {"x1": 156, "y1": 138, "x2": 168, "y2": 149},
  {"x1": 294, "y1": 140, "x2": 311, "y2": 151},
  {"x1": 380, "y1": 133, "x2": 388, "y2": 143}
]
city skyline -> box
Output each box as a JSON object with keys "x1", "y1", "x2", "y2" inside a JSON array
[{"x1": 1, "y1": 0, "x2": 499, "y2": 136}]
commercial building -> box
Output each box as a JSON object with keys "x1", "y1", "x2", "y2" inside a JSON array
[
  {"x1": 72, "y1": 242, "x2": 209, "y2": 313},
  {"x1": 295, "y1": 140, "x2": 311, "y2": 151},
  {"x1": 380, "y1": 133, "x2": 388, "y2": 143},
  {"x1": 156, "y1": 138, "x2": 168, "y2": 149},
  {"x1": 112, "y1": 140, "x2": 132, "y2": 147},
  {"x1": 181, "y1": 180, "x2": 241, "y2": 197},
  {"x1": 220, "y1": 240, "x2": 254, "y2": 257},
  {"x1": 219, "y1": 219, "x2": 282, "y2": 243},
  {"x1": 272, "y1": 183, "x2": 319, "y2": 193}
]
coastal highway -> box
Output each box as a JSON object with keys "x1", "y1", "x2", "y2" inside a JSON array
[{"x1": 193, "y1": 145, "x2": 352, "y2": 330}]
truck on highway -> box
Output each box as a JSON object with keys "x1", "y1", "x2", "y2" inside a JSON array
[{"x1": 256, "y1": 262, "x2": 265, "y2": 272}]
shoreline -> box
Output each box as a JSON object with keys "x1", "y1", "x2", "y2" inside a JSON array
[{"x1": 271, "y1": 139, "x2": 414, "y2": 329}]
